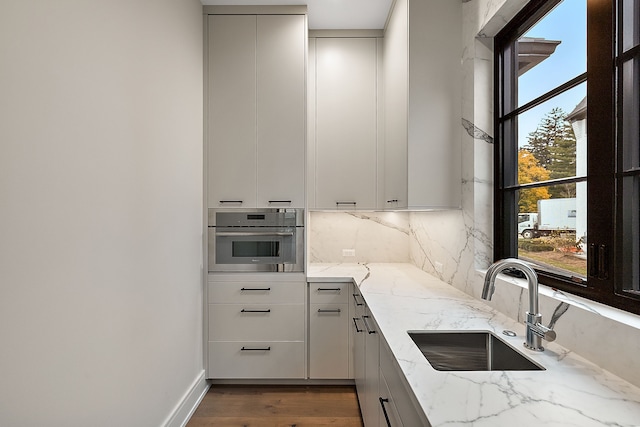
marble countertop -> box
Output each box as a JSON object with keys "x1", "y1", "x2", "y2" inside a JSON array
[{"x1": 308, "y1": 263, "x2": 640, "y2": 427}]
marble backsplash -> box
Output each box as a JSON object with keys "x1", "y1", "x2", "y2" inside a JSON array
[{"x1": 307, "y1": 212, "x2": 409, "y2": 263}]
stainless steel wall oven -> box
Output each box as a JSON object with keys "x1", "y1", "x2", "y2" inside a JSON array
[{"x1": 208, "y1": 208, "x2": 304, "y2": 272}]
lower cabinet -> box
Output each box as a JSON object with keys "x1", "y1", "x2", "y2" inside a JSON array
[
  {"x1": 207, "y1": 275, "x2": 428, "y2": 424},
  {"x1": 379, "y1": 369, "x2": 404, "y2": 427},
  {"x1": 207, "y1": 274, "x2": 306, "y2": 379},
  {"x1": 378, "y1": 330, "x2": 431, "y2": 426},
  {"x1": 352, "y1": 284, "x2": 366, "y2": 389},
  {"x1": 354, "y1": 292, "x2": 430, "y2": 427},
  {"x1": 308, "y1": 282, "x2": 351, "y2": 379},
  {"x1": 362, "y1": 307, "x2": 380, "y2": 427}
]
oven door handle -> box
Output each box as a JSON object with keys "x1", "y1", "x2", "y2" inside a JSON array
[{"x1": 215, "y1": 231, "x2": 294, "y2": 237}]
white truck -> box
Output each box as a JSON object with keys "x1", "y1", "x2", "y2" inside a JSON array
[{"x1": 518, "y1": 198, "x2": 577, "y2": 239}]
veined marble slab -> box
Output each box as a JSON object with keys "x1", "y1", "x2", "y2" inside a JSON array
[{"x1": 307, "y1": 263, "x2": 640, "y2": 427}]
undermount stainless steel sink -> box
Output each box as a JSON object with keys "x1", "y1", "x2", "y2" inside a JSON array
[{"x1": 408, "y1": 331, "x2": 545, "y2": 371}]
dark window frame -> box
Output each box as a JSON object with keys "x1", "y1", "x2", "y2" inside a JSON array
[{"x1": 494, "y1": 0, "x2": 640, "y2": 315}]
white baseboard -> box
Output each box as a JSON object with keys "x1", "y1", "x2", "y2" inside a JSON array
[{"x1": 162, "y1": 370, "x2": 210, "y2": 427}]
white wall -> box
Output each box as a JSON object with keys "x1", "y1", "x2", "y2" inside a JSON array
[{"x1": 0, "y1": 1, "x2": 204, "y2": 426}]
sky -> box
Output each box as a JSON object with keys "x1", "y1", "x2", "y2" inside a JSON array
[{"x1": 516, "y1": 0, "x2": 587, "y2": 146}]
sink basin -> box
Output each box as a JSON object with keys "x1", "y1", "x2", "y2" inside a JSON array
[{"x1": 408, "y1": 331, "x2": 545, "y2": 371}]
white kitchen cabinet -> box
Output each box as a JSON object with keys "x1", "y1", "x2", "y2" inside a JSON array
[
  {"x1": 207, "y1": 14, "x2": 256, "y2": 208},
  {"x1": 208, "y1": 341, "x2": 305, "y2": 379},
  {"x1": 309, "y1": 35, "x2": 380, "y2": 210},
  {"x1": 308, "y1": 282, "x2": 350, "y2": 379},
  {"x1": 353, "y1": 289, "x2": 427, "y2": 427},
  {"x1": 352, "y1": 285, "x2": 367, "y2": 409},
  {"x1": 256, "y1": 15, "x2": 306, "y2": 208},
  {"x1": 378, "y1": 370, "x2": 404, "y2": 427},
  {"x1": 206, "y1": 10, "x2": 306, "y2": 208},
  {"x1": 383, "y1": 0, "x2": 462, "y2": 210},
  {"x1": 207, "y1": 274, "x2": 306, "y2": 379},
  {"x1": 379, "y1": 333, "x2": 430, "y2": 426},
  {"x1": 350, "y1": 288, "x2": 380, "y2": 427},
  {"x1": 209, "y1": 280, "x2": 304, "y2": 304},
  {"x1": 209, "y1": 304, "x2": 305, "y2": 342},
  {"x1": 349, "y1": 283, "x2": 364, "y2": 379},
  {"x1": 362, "y1": 307, "x2": 380, "y2": 427}
]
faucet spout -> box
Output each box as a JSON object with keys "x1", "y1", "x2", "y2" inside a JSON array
[
  {"x1": 483, "y1": 258, "x2": 539, "y2": 314},
  {"x1": 482, "y1": 258, "x2": 546, "y2": 351}
]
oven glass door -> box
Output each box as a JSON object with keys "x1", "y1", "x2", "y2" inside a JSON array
[{"x1": 215, "y1": 228, "x2": 296, "y2": 265}]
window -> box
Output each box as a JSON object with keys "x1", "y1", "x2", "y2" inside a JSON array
[
  {"x1": 618, "y1": 0, "x2": 640, "y2": 298},
  {"x1": 495, "y1": 0, "x2": 640, "y2": 314}
]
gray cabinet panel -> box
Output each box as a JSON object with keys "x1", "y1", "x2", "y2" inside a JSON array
[
  {"x1": 207, "y1": 13, "x2": 306, "y2": 208},
  {"x1": 257, "y1": 15, "x2": 306, "y2": 208},
  {"x1": 312, "y1": 37, "x2": 379, "y2": 210},
  {"x1": 207, "y1": 15, "x2": 257, "y2": 207}
]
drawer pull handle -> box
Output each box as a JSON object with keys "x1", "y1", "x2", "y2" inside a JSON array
[
  {"x1": 219, "y1": 200, "x2": 243, "y2": 204},
  {"x1": 241, "y1": 346, "x2": 271, "y2": 351},
  {"x1": 317, "y1": 308, "x2": 341, "y2": 313},
  {"x1": 362, "y1": 315, "x2": 376, "y2": 334},
  {"x1": 352, "y1": 293, "x2": 364, "y2": 306},
  {"x1": 336, "y1": 201, "x2": 356, "y2": 206},
  {"x1": 317, "y1": 288, "x2": 341, "y2": 292},
  {"x1": 240, "y1": 287, "x2": 271, "y2": 291},
  {"x1": 217, "y1": 231, "x2": 294, "y2": 237},
  {"x1": 352, "y1": 317, "x2": 362, "y2": 333},
  {"x1": 268, "y1": 200, "x2": 292, "y2": 204},
  {"x1": 240, "y1": 309, "x2": 271, "y2": 313},
  {"x1": 379, "y1": 397, "x2": 392, "y2": 427}
]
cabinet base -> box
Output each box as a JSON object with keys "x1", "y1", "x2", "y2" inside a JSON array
[{"x1": 208, "y1": 378, "x2": 355, "y2": 386}]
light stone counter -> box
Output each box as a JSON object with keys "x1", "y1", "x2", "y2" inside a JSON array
[{"x1": 308, "y1": 263, "x2": 640, "y2": 427}]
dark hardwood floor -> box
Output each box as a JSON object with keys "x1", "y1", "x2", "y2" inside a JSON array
[{"x1": 186, "y1": 385, "x2": 364, "y2": 427}]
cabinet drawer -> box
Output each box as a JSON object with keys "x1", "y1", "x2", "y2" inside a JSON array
[
  {"x1": 308, "y1": 282, "x2": 350, "y2": 304},
  {"x1": 208, "y1": 341, "x2": 305, "y2": 379},
  {"x1": 208, "y1": 281, "x2": 305, "y2": 304},
  {"x1": 209, "y1": 304, "x2": 304, "y2": 341}
]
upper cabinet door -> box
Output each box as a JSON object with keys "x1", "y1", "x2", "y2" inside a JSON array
[
  {"x1": 406, "y1": 0, "x2": 461, "y2": 209},
  {"x1": 312, "y1": 37, "x2": 379, "y2": 210},
  {"x1": 207, "y1": 15, "x2": 257, "y2": 208},
  {"x1": 256, "y1": 15, "x2": 306, "y2": 208},
  {"x1": 383, "y1": 0, "x2": 409, "y2": 209},
  {"x1": 383, "y1": 0, "x2": 462, "y2": 210}
]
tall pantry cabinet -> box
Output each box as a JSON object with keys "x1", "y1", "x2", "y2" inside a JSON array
[
  {"x1": 206, "y1": 8, "x2": 306, "y2": 209},
  {"x1": 204, "y1": 7, "x2": 308, "y2": 381}
]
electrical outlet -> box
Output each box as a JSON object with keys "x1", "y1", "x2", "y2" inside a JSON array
[
  {"x1": 342, "y1": 249, "x2": 356, "y2": 257},
  {"x1": 435, "y1": 261, "x2": 444, "y2": 274}
]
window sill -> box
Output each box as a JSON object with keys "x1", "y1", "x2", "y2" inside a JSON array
[{"x1": 479, "y1": 269, "x2": 640, "y2": 331}]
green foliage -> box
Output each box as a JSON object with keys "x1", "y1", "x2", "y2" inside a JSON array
[
  {"x1": 523, "y1": 107, "x2": 577, "y2": 198},
  {"x1": 518, "y1": 239, "x2": 554, "y2": 252}
]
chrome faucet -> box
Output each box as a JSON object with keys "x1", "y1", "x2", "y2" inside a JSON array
[{"x1": 483, "y1": 258, "x2": 565, "y2": 351}]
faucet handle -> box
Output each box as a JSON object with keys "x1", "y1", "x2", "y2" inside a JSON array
[
  {"x1": 527, "y1": 301, "x2": 570, "y2": 344},
  {"x1": 548, "y1": 301, "x2": 570, "y2": 330},
  {"x1": 528, "y1": 322, "x2": 557, "y2": 342}
]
